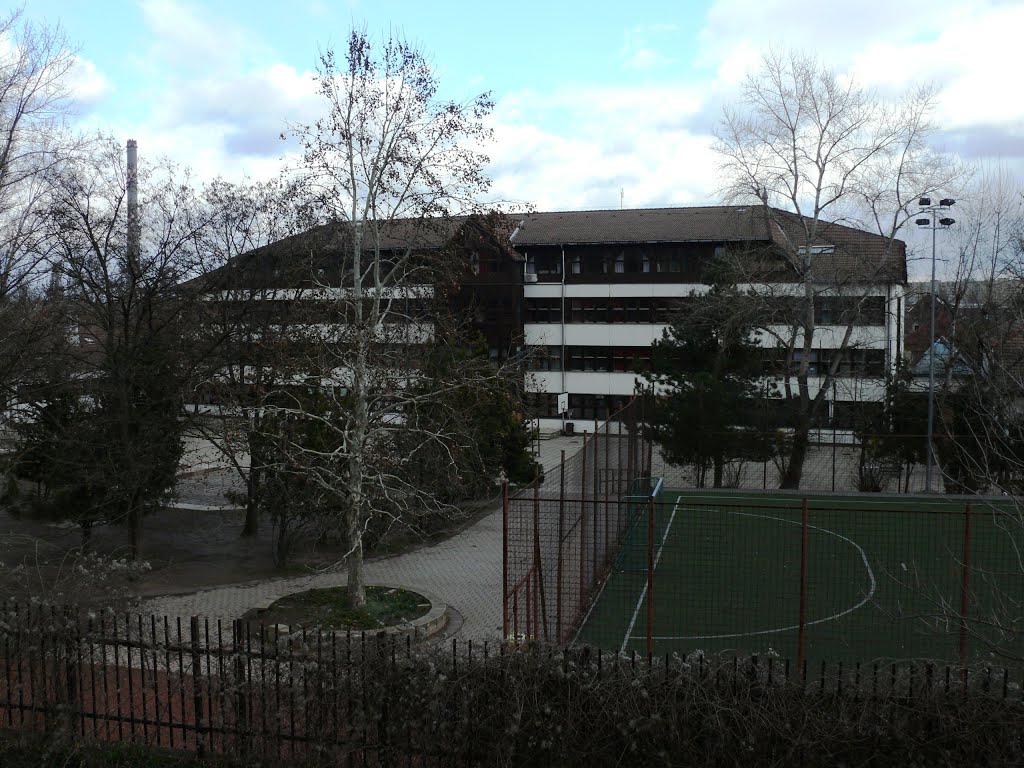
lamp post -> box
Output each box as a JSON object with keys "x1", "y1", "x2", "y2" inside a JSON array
[{"x1": 915, "y1": 197, "x2": 956, "y2": 492}]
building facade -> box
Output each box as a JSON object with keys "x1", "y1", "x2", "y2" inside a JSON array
[
  {"x1": 199, "y1": 205, "x2": 908, "y2": 435},
  {"x1": 508, "y1": 206, "x2": 907, "y2": 432}
]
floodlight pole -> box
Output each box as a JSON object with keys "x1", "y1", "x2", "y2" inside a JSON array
[
  {"x1": 916, "y1": 199, "x2": 956, "y2": 492},
  {"x1": 927, "y1": 216, "x2": 937, "y2": 492}
]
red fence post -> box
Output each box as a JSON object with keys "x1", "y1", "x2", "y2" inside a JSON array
[
  {"x1": 626, "y1": 416, "x2": 635, "y2": 489},
  {"x1": 580, "y1": 431, "x2": 588, "y2": 612},
  {"x1": 512, "y1": 591, "x2": 519, "y2": 641},
  {"x1": 524, "y1": 576, "x2": 532, "y2": 640},
  {"x1": 647, "y1": 497, "x2": 655, "y2": 659},
  {"x1": 190, "y1": 616, "x2": 205, "y2": 757},
  {"x1": 532, "y1": 468, "x2": 549, "y2": 641},
  {"x1": 617, "y1": 423, "x2": 623, "y2": 496},
  {"x1": 502, "y1": 481, "x2": 509, "y2": 641},
  {"x1": 605, "y1": 426, "x2": 611, "y2": 562},
  {"x1": 960, "y1": 503, "x2": 972, "y2": 685},
  {"x1": 640, "y1": 391, "x2": 645, "y2": 476},
  {"x1": 557, "y1": 450, "x2": 566, "y2": 644},
  {"x1": 798, "y1": 497, "x2": 809, "y2": 679},
  {"x1": 593, "y1": 421, "x2": 599, "y2": 586}
]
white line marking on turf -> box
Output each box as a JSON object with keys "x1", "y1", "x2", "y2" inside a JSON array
[
  {"x1": 620, "y1": 498, "x2": 681, "y2": 653},
  {"x1": 631, "y1": 508, "x2": 878, "y2": 643}
]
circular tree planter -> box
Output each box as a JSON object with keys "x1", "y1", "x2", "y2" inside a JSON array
[{"x1": 243, "y1": 583, "x2": 447, "y2": 642}]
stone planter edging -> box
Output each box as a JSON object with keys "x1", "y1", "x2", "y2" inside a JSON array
[{"x1": 261, "y1": 583, "x2": 448, "y2": 642}]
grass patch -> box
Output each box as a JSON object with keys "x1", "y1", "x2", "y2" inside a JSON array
[{"x1": 256, "y1": 585, "x2": 431, "y2": 631}]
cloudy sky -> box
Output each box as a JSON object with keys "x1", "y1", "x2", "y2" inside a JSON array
[{"x1": 23, "y1": 0, "x2": 1024, "y2": 215}]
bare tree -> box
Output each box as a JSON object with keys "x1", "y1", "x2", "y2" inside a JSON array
[
  {"x1": 0, "y1": 9, "x2": 81, "y2": 434},
  {"x1": 275, "y1": 29, "x2": 509, "y2": 605},
  {"x1": 184, "y1": 177, "x2": 310, "y2": 538},
  {"x1": 922, "y1": 166, "x2": 1024, "y2": 493},
  {"x1": 37, "y1": 139, "x2": 216, "y2": 559},
  {"x1": 714, "y1": 49, "x2": 960, "y2": 488}
]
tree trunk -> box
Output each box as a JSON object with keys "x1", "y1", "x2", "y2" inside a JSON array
[
  {"x1": 345, "y1": 506, "x2": 366, "y2": 607},
  {"x1": 780, "y1": 424, "x2": 810, "y2": 489},
  {"x1": 128, "y1": 505, "x2": 143, "y2": 560},
  {"x1": 713, "y1": 455, "x2": 724, "y2": 488},
  {"x1": 241, "y1": 467, "x2": 259, "y2": 537},
  {"x1": 274, "y1": 516, "x2": 289, "y2": 567}
]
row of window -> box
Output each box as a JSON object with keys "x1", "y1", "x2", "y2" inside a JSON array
[
  {"x1": 526, "y1": 245, "x2": 710, "y2": 279},
  {"x1": 526, "y1": 392, "x2": 885, "y2": 430},
  {"x1": 775, "y1": 296, "x2": 887, "y2": 326},
  {"x1": 526, "y1": 344, "x2": 886, "y2": 377},
  {"x1": 527, "y1": 346, "x2": 653, "y2": 372},
  {"x1": 213, "y1": 298, "x2": 432, "y2": 325},
  {"x1": 763, "y1": 348, "x2": 887, "y2": 378},
  {"x1": 525, "y1": 298, "x2": 683, "y2": 324},
  {"x1": 525, "y1": 296, "x2": 887, "y2": 326},
  {"x1": 526, "y1": 393, "x2": 634, "y2": 421}
]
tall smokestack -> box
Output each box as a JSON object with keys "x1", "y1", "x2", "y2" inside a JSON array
[{"x1": 127, "y1": 139, "x2": 139, "y2": 267}]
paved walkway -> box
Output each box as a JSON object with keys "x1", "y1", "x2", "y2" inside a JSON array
[{"x1": 145, "y1": 434, "x2": 582, "y2": 641}]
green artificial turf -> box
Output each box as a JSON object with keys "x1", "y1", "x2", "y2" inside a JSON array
[{"x1": 577, "y1": 490, "x2": 1024, "y2": 665}]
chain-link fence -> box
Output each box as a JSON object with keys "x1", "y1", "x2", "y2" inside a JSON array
[
  {"x1": 510, "y1": 491, "x2": 1024, "y2": 667},
  {"x1": 648, "y1": 429, "x2": 1024, "y2": 496},
  {"x1": 503, "y1": 396, "x2": 654, "y2": 645}
]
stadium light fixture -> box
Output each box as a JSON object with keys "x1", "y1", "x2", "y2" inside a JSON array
[{"x1": 916, "y1": 197, "x2": 956, "y2": 492}]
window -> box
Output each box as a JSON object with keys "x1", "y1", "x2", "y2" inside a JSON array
[
  {"x1": 527, "y1": 346, "x2": 562, "y2": 371},
  {"x1": 791, "y1": 349, "x2": 821, "y2": 376},
  {"x1": 531, "y1": 251, "x2": 562, "y2": 277},
  {"x1": 624, "y1": 299, "x2": 645, "y2": 323},
  {"x1": 613, "y1": 347, "x2": 652, "y2": 372},
  {"x1": 525, "y1": 298, "x2": 562, "y2": 323},
  {"x1": 566, "y1": 346, "x2": 610, "y2": 372},
  {"x1": 569, "y1": 298, "x2": 609, "y2": 323},
  {"x1": 569, "y1": 394, "x2": 609, "y2": 421},
  {"x1": 609, "y1": 298, "x2": 625, "y2": 323},
  {"x1": 651, "y1": 298, "x2": 681, "y2": 323},
  {"x1": 815, "y1": 296, "x2": 886, "y2": 326},
  {"x1": 526, "y1": 392, "x2": 559, "y2": 418}
]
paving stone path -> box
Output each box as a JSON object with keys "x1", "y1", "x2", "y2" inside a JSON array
[
  {"x1": 145, "y1": 435, "x2": 581, "y2": 642},
  {"x1": 143, "y1": 505, "x2": 504, "y2": 640}
]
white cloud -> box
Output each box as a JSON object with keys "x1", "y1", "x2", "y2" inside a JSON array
[
  {"x1": 621, "y1": 23, "x2": 679, "y2": 72},
  {"x1": 486, "y1": 83, "x2": 719, "y2": 211},
  {"x1": 62, "y1": 0, "x2": 1024, "y2": 217},
  {"x1": 700, "y1": 0, "x2": 1024, "y2": 136},
  {"x1": 138, "y1": 0, "x2": 267, "y2": 72},
  {"x1": 66, "y1": 56, "x2": 111, "y2": 113},
  {"x1": 80, "y1": 1, "x2": 319, "y2": 182}
]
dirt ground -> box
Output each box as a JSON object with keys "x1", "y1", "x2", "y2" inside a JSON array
[
  {"x1": 0, "y1": 470, "x2": 344, "y2": 603},
  {"x1": 0, "y1": 468, "x2": 497, "y2": 605}
]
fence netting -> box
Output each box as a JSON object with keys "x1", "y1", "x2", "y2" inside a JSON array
[
  {"x1": 504, "y1": 396, "x2": 654, "y2": 645},
  {"x1": 510, "y1": 492, "x2": 1024, "y2": 665},
  {"x1": 504, "y1": 396, "x2": 1024, "y2": 665},
  {"x1": 649, "y1": 429, "x2": 1024, "y2": 496}
]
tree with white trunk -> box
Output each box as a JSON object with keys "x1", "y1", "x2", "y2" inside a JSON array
[
  {"x1": 713, "y1": 49, "x2": 961, "y2": 489},
  {"x1": 280, "y1": 29, "x2": 513, "y2": 606}
]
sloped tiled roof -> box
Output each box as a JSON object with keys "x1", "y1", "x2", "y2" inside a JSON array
[
  {"x1": 510, "y1": 205, "x2": 906, "y2": 284},
  {"x1": 510, "y1": 206, "x2": 773, "y2": 245},
  {"x1": 199, "y1": 205, "x2": 907, "y2": 289}
]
